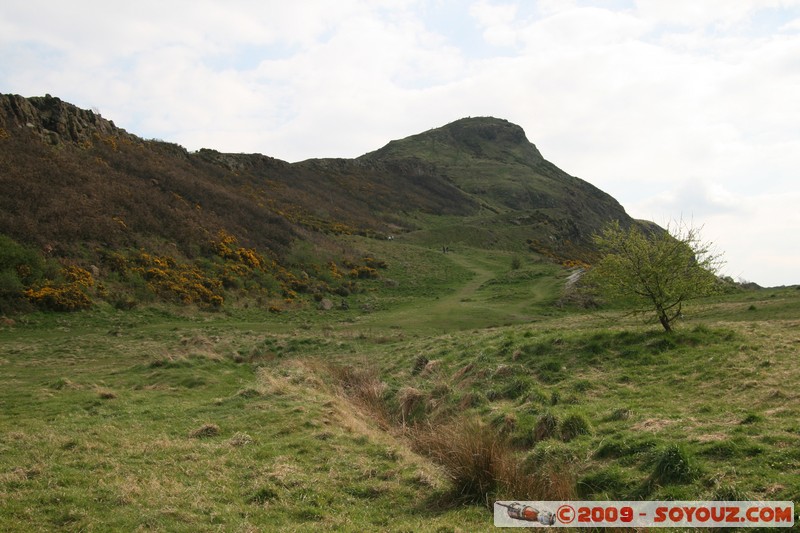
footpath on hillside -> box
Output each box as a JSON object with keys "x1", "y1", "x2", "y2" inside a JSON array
[{"x1": 361, "y1": 248, "x2": 555, "y2": 333}]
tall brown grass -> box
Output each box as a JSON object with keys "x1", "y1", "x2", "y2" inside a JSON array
[
  {"x1": 409, "y1": 417, "x2": 575, "y2": 506},
  {"x1": 325, "y1": 362, "x2": 577, "y2": 506},
  {"x1": 326, "y1": 363, "x2": 390, "y2": 425}
]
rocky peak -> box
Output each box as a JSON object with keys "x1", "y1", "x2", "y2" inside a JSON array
[
  {"x1": 444, "y1": 117, "x2": 544, "y2": 163},
  {"x1": 0, "y1": 93, "x2": 130, "y2": 146},
  {"x1": 361, "y1": 116, "x2": 544, "y2": 167}
]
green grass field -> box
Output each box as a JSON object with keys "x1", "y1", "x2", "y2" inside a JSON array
[{"x1": 2, "y1": 239, "x2": 799, "y2": 531}]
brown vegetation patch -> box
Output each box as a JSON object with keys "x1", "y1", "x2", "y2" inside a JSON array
[
  {"x1": 96, "y1": 387, "x2": 117, "y2": 399},
  {"x1": 228, "y1": 432, "x2": 254, "y2": 447},
  {"x1": 189, "y1": 423, "x2": 220, "y2": 439},
  {"x1": 326, "y1": 363, "x2": 389, "y2": 421},
  {"x1": 451, "y1": 362, "x2": 474, "y2": 381},
  {"x1": 409, "y1": 417, "x2": 575, "y2": 505},
  {"x1": 421, "y1": 359, "x2": 441, "y2": 375},
  {"x1": 397, "y1": 386, "x2": 426, "y2": 426},
  {"x1": 695, "y1": 433, "x2": 727, "y2": 443},
  {"x1": 632, "y1": 418, "x2": 673, "y2": 432}
]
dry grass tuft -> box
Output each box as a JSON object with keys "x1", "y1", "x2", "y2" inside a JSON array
[
  {"x1": 451, "y1": 362, "x2": 474, "y2": 382},
  {"x1": 421, "y1": 359, "x2": 441, "y2": 375},
  {"x1": 189, "y1": 423, "x2": 220, "y2": 439},
  {"x1": 409, "y1": 469, "x2": 439, "y2": 488},
  {"x1": 632, "y1": 418, "x2": 673, "y2": 432},
  {"x1": 96, "y1": 387, "x2": 117, "y2": 399},
  {"x1": 256, "y1": 367, "x2": 291, "y2": 396},
  {"x1": 533, "y1": 412, "x2": 559, "y2": 442},
  {"x1": 228, "y1": 432, "x2": 253, "y2": 447},
  {"x1": 327, "y1": 363, "x2": 389, "y2": 421},
  {"x1": 397, "y1": 386, "x2": 426, "y2": 426},
  {"x1": 148, "y1": 352, "x2": 188, "y2": 368},
  {"x1": 409, "y1": 416, "x2": 575, "y2": 506}
]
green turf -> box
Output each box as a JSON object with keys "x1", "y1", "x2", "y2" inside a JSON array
[{"x1": 2, "y1": 242, "x2": 799, "y2": 531}]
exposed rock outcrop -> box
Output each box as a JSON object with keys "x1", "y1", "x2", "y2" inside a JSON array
[{"x1": 0, "y1": 93, "x2": 131, "y2": 145}]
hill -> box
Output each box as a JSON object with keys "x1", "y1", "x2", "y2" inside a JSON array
[
  {"x1": 0, "y1": 93, "x2": 645, "y2": 312},
  {"x1": 361, "y1": 117, "x2": 633, "y2": 258},
  {"x1": 2, "y1": 95, "x2": 798, "y2": 532}
]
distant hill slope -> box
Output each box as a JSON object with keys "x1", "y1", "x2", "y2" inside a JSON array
[
  {"x1": 0, "y1": 93, "x2": 649, "y2": 310},
  {"x1": 360, "y1": 117, "x2": 635, "y2": 259},
  {"x1": 0, "y1": 94, "x2": 639, "y2": 258},
  {"x1": 0, "y1": 94, "x2": 481, "y2": 256}
]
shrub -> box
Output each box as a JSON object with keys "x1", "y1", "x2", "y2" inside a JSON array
[
  {"x1": 397, "y1": 386, "x2": 427, "y2": 425},
  {"x1": 739, "y1": 412, "x2": 763, "y2": 425},
  {"x1": 411, "y1": 417, "x2": 570, "y2": 505},
  {"x1": 328, "y1": 364, "x2": 389, "y2": 422},
  {"x1": 533, "y1": 412, "x2": 559, "y2": 442},
  {"x1": 578, "y1": 466, "x2": 632, "y2": 498},
  {"x1": 0, "y1": 234, "x2": 46, "y2": 312},
  {"x1": 501, "y1": 378, "x2": 531, "y2": 400},
  {"x1": 110, "y1": 292, "x2": 138, "y2": 310},
  {"x1": 248, "y1": 485, "x2": 278, "y2": 504},
  {"x1": 128, "y1": 251, "x2": 224, "y2": 309},
  {"x1": 0, "y1": 234, "x2": 45, "y2": 283},
  {"x1": 349, "y1": 266, "x2": 379, "y2": 279},
  {"x1": 650, "y1": 444, "x2": 698, "y2": 485},
  {"x1": 24, "y1": 283, "x2": 92, "y2": 311},
  {"x1": 606, "y1": 407, "x2": 632, "y2": 421},
  {"x1": 189, "y1": 423, "x2": 220, "y2": 438},
  {"x1": 559, "y1": 412, "x2": 592, "y2": 442},
  {"x1": 411, "y1": 355, "x2": 429, "y2": 375}
]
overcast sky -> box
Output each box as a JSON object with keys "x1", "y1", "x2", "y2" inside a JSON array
[{"x1": 2, "y1": 0, "x2": 799, "y2": 286}]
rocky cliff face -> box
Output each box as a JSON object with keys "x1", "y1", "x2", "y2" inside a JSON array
[{"x1": 0, "y1": 94, "x2": 130, "y2": 146}]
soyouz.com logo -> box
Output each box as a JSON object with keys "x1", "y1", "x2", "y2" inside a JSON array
[{"x1": 493, "y1": 501, "x2": 795, "y2": 528}]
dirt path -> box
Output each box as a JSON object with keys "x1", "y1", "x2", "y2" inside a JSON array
[
  {"x1": 434, "y1": 251, "x2": 495, "y2": 307},
  {"x1": 358, "y1": 250, "x2": 506, "y2": 333}
]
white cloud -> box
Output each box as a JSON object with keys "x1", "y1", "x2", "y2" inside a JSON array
[
  {"x1": 625, "y1": 186, "x2": 800, "y2": 287},
  {"x1": 634, "y1": 179, "x2": 745, "y2": 220},
  {"x1": 535, "y1": 0, "x2": 580, "y2": 17},
  {"x1": 469, "y1": 1, "x2": 520, "y2": 46},
  {"x1": 781, "y1": 17, "x2": 800, "y2": 31},
  {"x1": 634, "y1": 0, "x2": 800, "y2": 29},
  {"x1": 691, "y1": 192, "x2": 800, "y2": 287}
]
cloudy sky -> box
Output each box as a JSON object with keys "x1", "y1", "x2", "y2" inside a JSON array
[{"x1": 2, "y1": 0, "x2": 799, "y2": 286}]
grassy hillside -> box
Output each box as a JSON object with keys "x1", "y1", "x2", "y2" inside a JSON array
[
  {"x1": 1, "y1": 240, "x2": 798, "y2": 531},
  {"x1": 1, "y1": 95, "x2": 652, "y2": 317},
  {"x1": 361, "y1": 117, "x2": 639, "y2": 262},
  {"x1": 3, "y1": 94, "x2": 795, "y2": 530}
]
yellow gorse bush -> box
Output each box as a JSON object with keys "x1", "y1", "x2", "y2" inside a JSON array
[
  {"x1": 25, "y1": 265, "x2": 95, "y2": 311},
  {"x1": 129, "y1": 251, "x2": 224, "y2": 309}
]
